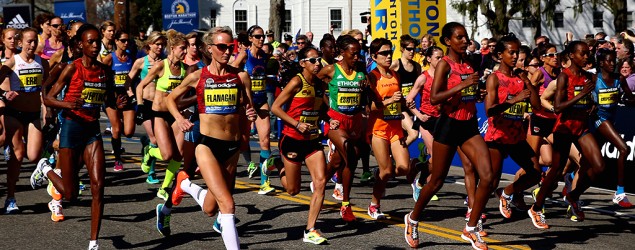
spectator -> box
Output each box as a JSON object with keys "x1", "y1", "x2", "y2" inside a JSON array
[
  {"x1": 295, "y1": 34, "x2": 310, "y2": 51},
  {"x1": 619, "y1": 58, "x2": 635, "y2": 91},
  {"x1": 616, "y1": 38, "x2": 634, "y2": 61},
  {"x1": 306, "y1": 31, "x2": 315, "y2": 47},
  {"x1": 266, "y1": 30, "x2": 280, "y2": 48},
  {"x1": 595, "y1": 31, "x2": 607, "y2": 41},
  {"x1": 284, "y1": 33, "x2": 293, "y2": 47},
  {"x1": 480, "y1": 38, "x2": 490, "y2": 55}
]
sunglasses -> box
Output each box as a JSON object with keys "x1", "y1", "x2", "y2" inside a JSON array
[
  {"x1": 528, "y1": 64, "x2": 540, "y2": 67},
  {"x1": 404, "y1": 47, "x2": 416, "y2": 52},
  {"x1": 251, "y1": 35, "x2": 264, "y2": 40},
  {"x1": 51, "y1": 24, "x2": 62, "y2": 28},
  {"x1": 212, "y1": 43, "x2": 235, "y2": 51},
  {"x1": 543, "y1": 53, "x2": 558, "y2": 57},
  {"x1": 118, "y1": 39, "x2": 130, "y2": 43},
  {"x1": 301, "y1": 57, "x2": 321, "y2": 64},
  {"x1": 297, "y1": 41, "x2": 307, "y2": 45},
  {"x1": 376, "y1": 50, "x2": 393, "y2": 56}
]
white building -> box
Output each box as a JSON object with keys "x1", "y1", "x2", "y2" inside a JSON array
[{"x1": 198, "y1": 0, "x2": 634, "y2": 48}]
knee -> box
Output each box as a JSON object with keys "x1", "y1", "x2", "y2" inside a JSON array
[
  {"x1": 618, "y1": 144, "x2": 629, "y2": 158},
  {"x1": 12, "y1": 148, "x2": 24, "y2": 162},
  {"x1": 287, "y1": 187, "x2": 300, "y2": 196},
  {"x1": 217, "y1": 198, "x2": 235, "y2": 213},
  {"x1": 202, "y1": 206, "x2": 218, "y2": 217},
  {"x1": 594, "y1": 160, "x2": 606, "y2": 174},
  {"x1": 477, "y1": 169, "x2": 495, "y2": 191},
  {"x1": 379, "y1": 168, "x2": 394, "y2": 180},
  {"x1": 312, "y1": 178, "x2": 326, "y2": 192},
  {"x1": 110, "y1": 126, "x2": 121, "y2": 137},
  {"x1": 428, "y1": 176, "x2": 445, "y2": 192}
]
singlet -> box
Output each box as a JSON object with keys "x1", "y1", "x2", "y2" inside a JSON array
[
  {"x1": 41, "y1": 39, "x2": 64, "y2": 60},
  {"x1": 63, "y1": 58, "x2": 110, "y2": 122},
  {"x1": 534, "y1": 67, "x2": 559, "y2": 119},
  {"x1": 592, "y1": 72, "x2": 621, "y2": 122},
  {"x1": 283, "y1": 73, "x2": 323, "y2": 140},
  {"x1": 155, "y1": 59, "x2": 186, "y2": 93},
  {"x1": 111, "y1": 52, "x2": 133, "y2": 90},
  {"x1": 398, "y1": 59, "x2": 418, "y2": 97},
  {"x1": 99, "y1": 41, "x2": 112, "y2": 58},
  {"x1": 196, "y1": 65, "x2": 241, "y2": 115},
  {"x1": 484, "y1": 72, "x2": 529, "y2": 144},
  {"x1": 140, "y1": 56, "x2": 154, "y2": 80},
  {"x1": 9, "y1": 54, "x2": 44, "y2": 93},
  {"x1": 369, "y1": 69, "x2": 402, "y2": 132},
  {"x1": 441, "y1": 56, "x2": 477, "y2": 121},
  {"x1": 244, "y1": 49, "x2": 267, "y2": 105},
  {"x1": 553, "y1": 68, "x2": 593, "y2": 136},
  {"x1": 328, "y1": 63, "x2": 366, "y2": 115},
  {"x1": 419, "y1": 71, "x2": 440, "y2": 118}
]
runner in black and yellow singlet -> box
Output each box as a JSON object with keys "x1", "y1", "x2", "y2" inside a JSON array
[{"x1": 136, "y1": 29, "x2": 187, "y2": 201}]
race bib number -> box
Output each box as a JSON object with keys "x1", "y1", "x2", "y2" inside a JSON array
[
  {"x1": 460, "y1": 74, "x2": 477, "y2": 101},
  {"x1": 17, "y1": 68, "x2": 43, "y2": 92},
  {"x1": 337, "y1": 92, "x2": 361, "y2": 107},
  {"x1": 598, "y1": 87, "x2": 619, "y2": 106},
  {"x1": 402, "y1": 82, "x2": 413, "y2": 96},
  {"x1": 115, "y1": 72, "x2": 128, "y2": 87},
  {"x1": 299, "y1": 110, "x2": 320, "y2": 137},
  {"x1": 204, "y1": 80, "x2": 238, "y2": 114},
  {"x1": 82, "y1": 81, "x2": 108, "y2": 107},
  {"x1": 383, "y1": 99, "x2": 402, "y2": 120},
  {"x1": 574, "y1": 86, "x2": 591, "y2": 107},
  {"x1": 503, "y1": 95, "x2": 526, "y2": 120},
  {"x1": 251, "y1": 75, "x2": 266, "y2": 92},
  {"x1": 166, "y1": 76, "x2": 182, "y2": 93}
]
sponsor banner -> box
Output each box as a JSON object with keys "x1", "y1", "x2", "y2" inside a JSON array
[
  {"x1": 371, "y1": 0, "x2": 446, "y2": 58},
  {"x1": 162, "y1": 0, "x2": 198, "y2": 34},
  {"x1": 55, "y1": 1, "x2": 87, "y2": 24},
  {"x1": 3, "y1": 4, "x2": 31, "y2": 29}
]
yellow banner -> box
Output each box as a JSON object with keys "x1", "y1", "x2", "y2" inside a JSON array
[{"x1": 371, "y1": 0, "x2": 446, "y2": 58}]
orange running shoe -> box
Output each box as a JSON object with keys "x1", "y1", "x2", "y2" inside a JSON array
[
  {"x1": 172, "y1": 171, "x2": 189, "y2": 206},
  {"x1": 48, "y1": 201, "x2": 64, "y2": 222},
  {"x1": 496, "y1": 188, "x2": 512, "y2": 219},
  {"x1": 403, "y1": 212, "x2": 419, "y2": 248},
  {"x1": 461, "y1": 226, "x2": 488, "y2": 250},
  {"x1": 47, "y1": 182, "x2": 62, "y2": 201},
  {"x1": 340, "y1": 205, "x2": 356, "y2": 222},
  {"x1": 527, "y1": 205, "x2": 549, "y2": 229}
]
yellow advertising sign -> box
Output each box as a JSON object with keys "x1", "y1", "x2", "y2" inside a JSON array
[{"x1": 371, "y1": 0, "x2": 446, "y2": 58}]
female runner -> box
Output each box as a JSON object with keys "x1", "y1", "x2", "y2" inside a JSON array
[
  {"x1": 136, "y1": 29, "x2": 187, "y2": 200},
  {"x1": 166, "y1": 26, "x2": 256, "y2": 249},
  {"x1": 404, "y1": 22, "x2": 493, "y2": 250}
]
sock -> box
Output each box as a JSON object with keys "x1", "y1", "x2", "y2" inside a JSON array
[
  {"x1": 161, "y1": 160, "x2": 181, "y2": 189},
  {"x1": 181, "y1": 178, "x2": 208, "y2": 208},
  {"x1": 342, "y1": 201, "x2": 350, "y2": 207},
  {"x1": 335, "y1": 183, "x2": 343, "y2": 190},
  {"x1": 617, "y1": 185, "x2": 625, "y2": 195},
  {"x1": 465, "y1": 223, "x2": 475, "y2": 232},
  {"x1": 112, "y1": 137, "x2": 122, "y2": 160},
  {"x1": 260, "y1": 150, "x2": 271, "y2": 185},
  {"x1": 501, "y1": 190, "x2": 511, "y2": 199},
  {"x1": 149, "y1": 157, "x2": 157, "y2": 174},
  {"x1": 89, "y1": 240, "x2": 98, "y2": 249},
  {"x1": 415, "y1": 178, "x2": 424, "y2": 188},
  {"x1": 149, "y1": 143, "x2": 158, "y2": 148},
  {"x1": 51, "y1": 198, "x2": 61, "y2": 206},
  {"x1": 408, "y1": 214, "x2": 418, "y2": 224},
  {"x1": 219, "y1": 213, "x2": 240, "y2": 250},
  {"x1": 370, "y1": 202, "x2": 377, "y2": 207},
  {"x1": 305, "y1": 227, "x2": 315, "y2": 234},
  {"x1": 161, "y1": 203, "x2": 171, "y2": 214},
  {"x1": 148, "y1": 147, "x2": 164, "y2": 161},
  {"x1": 43, "y1": 165, "x2": 53, "y2": 177},
  {"x1": 241, "y1": 150, "x2": 252, "y2": 163}
]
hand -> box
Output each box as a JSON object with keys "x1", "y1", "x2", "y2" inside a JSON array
[
  {"x1": 416, "y1": 112, "x2": 429, "y2": 122},
  {"x1": 621, "y1": 32, "x2": 630, "y2": 40},
  {"x1": 135, "y1": 107, "x2": 145, "y2": 125},
  {"x1": 4, "y1": 91, "x2": 18, "y2": 101},
  {"x1": 406, "y1": 98, "x2": 416, "y2": 109},
  {"x1": 329, "y1": 119, "x2": 340, "y2": 130},
  {"x1": 581, "y1": 79, "x2": 595, "y2": 95},
  {"x1": 68, "y1": 98, "x2": 84, "y2": 109},
  {"x1": 511, "y1": 89, "x2": 531, "y2": 103},
  {"x1": 177, "y1": 118, "x2": 194, "y2": 132},
  {"x1": 566, "y1": 32, "x2": 574, "y2": 41},
  {"x1": 391, "y1": 91, "x2": 402, "y2": 103},
  {"x1": 246, "y1": 103, "x2": 257, "y2": 121},
  {"x1": 116, "y1": 94, "x2": 128, "y2": 109},
  {"x1": 295, "y1": 122, "x2": 313, "y2": 134},
  {"x1": 462, "y1": 73, "x2": 480, "y2": 88}
]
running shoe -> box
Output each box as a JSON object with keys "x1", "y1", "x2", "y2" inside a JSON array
[
  {"x1": 303, "y1": 228, "x2": 327, "y2": 245},
  {"x1": 465, "y1": 210, "x2": 487, "y2": 223},
  {"x1": 146, "y1": 173, "x2": 160, "y2": 184},
  {"x1": 157, "y1": 188, "x2": 169, "y2": 201},
  {"x1": 113, "y1": 160, "x2": 124, "y2": 172},
  {"x1": 262, "y1": 157, "x2": 276, "y2": 176},
  {"x1": 340, "y1": 205, "x2": 356, "y2": 222},
  {"x1": 461, "y1": 226, "x2": 488, "y2": 250},
  {"x1": 613, "y1": 193, "x2": 633, "y2": 208},
  {"x1": 332, "y1": 184, "x2": 343, "y2": 201},
  {"x1": 47, "y1": 181, "x2": 62, "y2": 201},
  {"x1": 330, "y1": 172, "x2": 339, "y2": 184},
  {"x1": 140, "y1": 145, "x2": 151, "y2": 173},
  {"x1": 213, "y1": 217, "x2": 222, "y2": 233},
  {"x1": 247, "y1": 162, "x2": 258, "y2": 179},
  {"x1": 496, "y1": 188, "x2": 513, "y2": 219},
  {"x1": 78, "y1": 181, "x2": 85, "y2": 195},
  {"x1": 404, "y1": 212, "x2": 419, "y2": 248},
  {"x1": 4, "y1": 197, "x2": 19, "y2": 214},
  {"x1": 258, "y1": 180, "x2": 275, "y2": 195},
  {"x1": 562, "y1": 173, "x2": 573, "y2": 200},
  {"x1": 511, "y1": 193, "x2": 529, "y2": 211},
  {"x1": 565, "y1": 196, "x2": 585, "y2": 222},
  {"x1": 431, "y1": 194, "x2": 439, "y2": 201},
  {"x1": 476, "y1": 219, "x2": 487, "y2": 237},
  {"x1": 172, "y1": 171, "x2": 188, "y2": 206},
  {"x1": 31, "y1": 158, "x2": 50, "y2": 189},
  {"x1": 104, "y1": 126, "x2": 112, "y2": 135},
  {"x1": 326, "y1": 139, "x2": 335, "y2": 164},
  {"x1": 531, "y1": 187, "x2": 545, "y2": 213},
  {"x1": 48, "y1": 200, "x2": 64, "y2": 222},
  {"x1": 4, "y1": 146, "x2": 10, "y2": 161},
  {"x1": 309, "y1": 181, "x2": 314, "y2": 193},
  {"x1": 89, "y1": 244, "x2": 99, "y2": 250},
  {"x1": 360, "y1": 171, "x2": 373, "y2": 184},
  {"x1": 156, "y1": 204, "x2": 171, "y2": 236},
  {"x1": 367, "y1": 204, "x2": 386, "y2": 220},
  {"x1": 527, "y1": 205, "x2": 549, "y2": 229},
  {"x1": 411, "y1": 179, "x2": 422, "y2": 202}
]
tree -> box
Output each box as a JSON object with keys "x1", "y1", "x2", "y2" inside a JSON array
[
  {"x1": 268, "y1": 0, "x2": 285, "y2": 42},
  {"x1": 587, "y1": 0, "x2": 628, "y2": 33},
  {"x1": 132, "y1": 0, "x2": 162, "y2": 33}
]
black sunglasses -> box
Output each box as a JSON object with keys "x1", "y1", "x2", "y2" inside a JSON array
[
  {"x1": 301, "y1": 57, "x2": 321, "y2": 64},
  {"x1": 212, "y1": 43, "x2": 235, "y2": 51},
  {"x1": 118, "y1": 39, "x2": 130, "y2": 43},
  {"x1": 376, "y1": 50, "x2": 393, "y2": 56},
  {"x1": 251, "y1": 35, "x2": 264, "y2": 40},
  {"x1": 404, "y1": 47, "x2": 416, "y2": 52},
  {"x1": 51, "y1": 24, "x2": 62, "y2": 28},
  {"x1": 543, "y1": 53, "x2": 558, "y2": 57}
]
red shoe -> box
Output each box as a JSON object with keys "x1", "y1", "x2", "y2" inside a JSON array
[
  {"x1": 340, "y1": 205, "x2": 356, "y2": 222},
  {"x1": 172, "y1": 171, "x2": 189, "y2": 206},
  {"x1": 461, "y1": 226, "x2": 488, "y2": 250}
]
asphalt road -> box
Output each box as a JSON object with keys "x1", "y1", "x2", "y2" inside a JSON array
[{"x1": 0, "y1": 117, "x2": 633, "y2": 249}]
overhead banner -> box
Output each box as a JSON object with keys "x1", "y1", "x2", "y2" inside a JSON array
[
  {"x1": 55, "y1": 1, "x2": 87, "y2": 24},
  {"x1": 371, "y1": 0, "x2": 446, "y2": 58},
  {"x1": 3, "y1": 4, "x2": 31, "y2": 29},
  {"x1": 162, "y1": 0, "x2": 198, "y2": 34}
]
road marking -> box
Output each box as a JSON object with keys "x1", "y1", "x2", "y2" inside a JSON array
[{"x1": 235, "y1": 180, "x2": 530, "y2": 250}]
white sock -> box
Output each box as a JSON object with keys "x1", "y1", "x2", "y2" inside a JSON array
[
  {"x1": 465, "y1": 223, "x2": 475, "y2": 232},
  {"x1": 219, "y1": 213, "x2": 240, "y2": 250},
  {"x1": 88, "y1": 240, "x2": 98, "y2": 249},
  {"x1": 181, "y1": 178, "x2": 207, "y2": 208},
  {"x1": 502, "y1": 190, "x2": 511, "y2": 199},
  {"x1": 43, "y1": 165, "x2": 53, "y2": 177},
  {"x1": 335, "y1": 183, "x2": 343, "y2": 190},
  {"x1": 51, "y1": 199, "x2": 61, "y2": 206}
]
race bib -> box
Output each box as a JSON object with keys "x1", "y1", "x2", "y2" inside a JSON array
[
  {"x1": 383, "y1": 98, "x2": 402, "y2": 120},
  {"x1": 204, "y1": 81, "x2": 238, "y2": 114},
  {"x1": 251, "y1": 75, "x2": 266, "y2": 92},
  {"x1": 17, "y1": 68, "x2": 43, "y2": 92},
  {"x1": 402, "y1": 82, "x2": 414, "y2": 96},
  {"x1": 598, "y1": 87, "x2": 619, "y2": 106},
  {"x1": 337, "y1": 92, "x2": 361, "y2": 108},
  {"x1": 299, "y1": 110, "x2": 320, "y2": 137},
  {"x1": 460, "y1": 74, "x2": 478, "y2": 101},
  {"x1": 574, "y1": 86, "x2": 591, "y2": 107},
  {"x1": 503, "y1": 95, "x2": 527, "y2": 120},
  {"x1": 81, "y1": 81, "x2": 108, "y2": 108},
  {"x1": 114, "y1": 72, "x2": 128, "y2": 87},
  {"x1": 166, "y1": 76, "x2": 183, "y2": 93}
]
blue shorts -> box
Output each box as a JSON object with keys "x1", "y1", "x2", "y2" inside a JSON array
[
  {"x1": 59, "y1": 118, "x2": 102, "y2": 149},
  {"x1": 184, "y1": 120, "x2": 201, "y2": 143}
]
